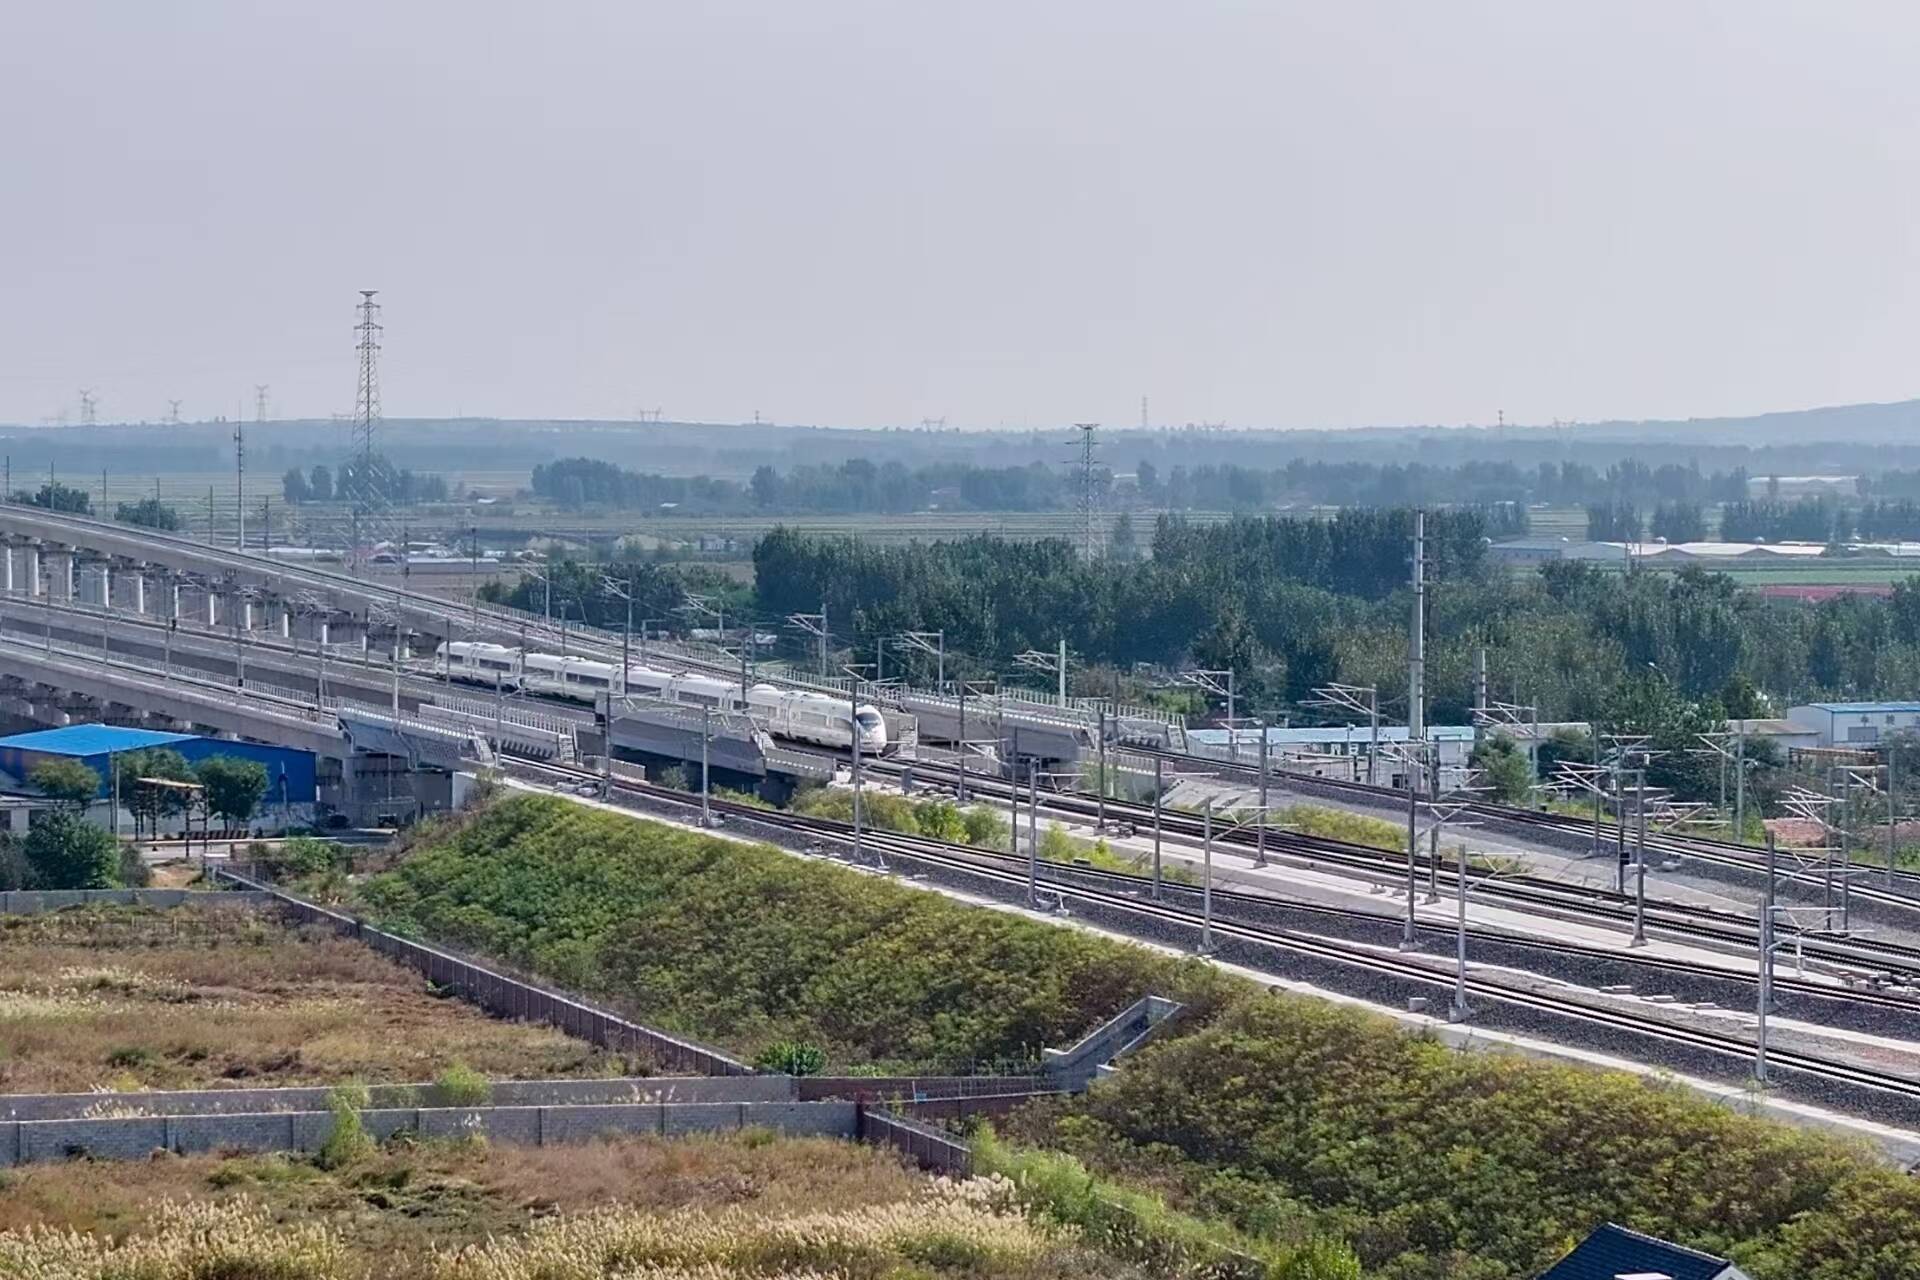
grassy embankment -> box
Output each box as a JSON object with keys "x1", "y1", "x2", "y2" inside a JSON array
[
  {"x1": 332, "y1": 794, "x2": 1920, "y2": 1280},
  {"x1": 0, "y1": 907, "x2": 629, "y2": 1093},
  {"x1": 0, "y1": 1133, "x2": 1129, "y2": 1279}
]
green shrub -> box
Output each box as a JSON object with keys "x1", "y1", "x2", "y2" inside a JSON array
[
  {"x1": 434, "y1": 1061, "x2": 492, "y2": 1106},
  {"x1": 754, "y1": 1040, "x2": 827, "y2": 1076},
  {"x1": 315, "y1": 1082, "x2": 374, "y2": 1170}
]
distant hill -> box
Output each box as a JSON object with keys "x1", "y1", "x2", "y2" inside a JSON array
[{"x1": 7, "y1": 398, "x2": 1920, "y2": 479}]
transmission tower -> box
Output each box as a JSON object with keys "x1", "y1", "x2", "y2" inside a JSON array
[
  {"x1": 254, "y1": 384, "x2": 269, "y2": 423},
  {"x1": 165, "y1": 400, "x2": 182, "y2": 426},
  {"x1": 1068, "y1": 422, "x2": 1099, "y2": 558},
  {"x1": 234, "y1": 418, "x2": 246, "y2": 550},
  {"x1": 78, "y1": 389, "x2": 97, "y2": 426},
  {"x1": 352, "y1": 290, "x2": 382, "y2": 507}
]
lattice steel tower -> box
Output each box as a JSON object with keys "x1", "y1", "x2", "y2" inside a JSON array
[
  {"x1": 351, "y1": 291, "x2": 382, "y2": 502},
  {"x1": 1071, "y1": 422, "x2": 1099, "y2": 558}
]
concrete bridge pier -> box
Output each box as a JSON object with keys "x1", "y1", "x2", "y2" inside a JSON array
[
  {"x1": 130, "y1": 572, "x2": 146, "y2": 616},
  {"x1": 48, "y1": 548, "x2": 74, "y2": 603},
  {"x1": 0, "y1": 541, "x2": 13, "y2": 594},
  {"x1": 25, "y1": 544, "x2": 40, "y2": 597}
]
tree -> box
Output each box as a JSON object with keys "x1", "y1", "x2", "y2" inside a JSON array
[
  {"x1": 116, "y1": 748, "x2": 195, "y2": 838},
  {"x1": 22, "y1": 812, "x2": 119, "y2": 889},
  {"x1": 750, "y1": 464, "x2": 781, "y2": 509},
  {"x1": 194, "y1": 756, "x2": 270, "y2": 827},
  {"x1": 308, "y1": 464, "x2": 334, "y2": 502},
  {"x1": 28, "y1": 758, "x2": 100, "y2": 809},
  {"x1": 1649, "y1": 501, "x2": 1706, "y2": 543},
  {"x1": 1109, "y1": 511, "x2": 1139, "y2": 562},
  {"x1": 15, "y1": 481, "x2": 91, "y2": 514},
  {"x1": 1584, "y1": 501, "x2": 1641, "y2": 542},
  {"x1": 114, "y1": 497, "x2": 183, "y2": 530},
  {"x1": 1469, "y1": 732, "x2": 1534, "y2": 804},
  {"x1": 282, "y1": 467, "x2": 312, "y2": 503}
]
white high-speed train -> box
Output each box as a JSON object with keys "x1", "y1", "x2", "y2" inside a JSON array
[{"x1": 435, "y1": 642, "x2": 887, "y2": 752}]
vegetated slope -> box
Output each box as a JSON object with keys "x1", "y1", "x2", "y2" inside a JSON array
[
  {"x1": 0, "y1": 1133, "x2": 1125, "y2": 1280},
  {"x1": 359, "y1": 796, "x2": 1920, "y2": 1280},
  {"x1": 358, "y1": 795, "x2": 1213, "y2": 1068},
  {"x1": 1007, "y1": 997, "x2": 1920, "y2": 1280}
]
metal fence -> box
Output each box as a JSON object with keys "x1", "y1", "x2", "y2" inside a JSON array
[
  {"x1": 858, "y1": 1106, "x2": 972, "y2": 1175},
  {"x1": 211, "y1": 868, "x2": 754, "y2": 1077}
]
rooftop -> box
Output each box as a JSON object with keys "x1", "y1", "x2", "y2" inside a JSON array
[
  {"x1": 1190, "y1": 725, "x2": 1479, "y2": 745},
  {"x1": 0, "y1": 725, "x2": 198, "y2": 757},
  {"x1": 1538, "y1": 1222, "x2": 1745, "y2": 1280},
  {"x1": 1794, "y1": 702, "x2": 1920, "y2": 715}
]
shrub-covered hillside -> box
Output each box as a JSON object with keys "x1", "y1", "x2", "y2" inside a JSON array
[
  {"x1": 358, "y1": 795, "x2": 1216, "y2": 1068},
  {"x1": 359, "y1": 794, "x2": 1920, "y2": 1279},
  {"x1": 1009, "y1": 997, "x2": 1920, "y2": 1280}
]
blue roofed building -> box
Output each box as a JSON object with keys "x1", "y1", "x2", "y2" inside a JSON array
[
  {"x1": 0, "y1": 724, "x2": 317, "y2": 833},
  {"x1": 1537, "y1": 1223, "x2": 1749, "y2": 1280}
]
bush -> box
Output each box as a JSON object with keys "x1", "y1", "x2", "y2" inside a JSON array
[
  {"x1": 434, "y1": 1061, "x2": 492, "y2": 1106},
  {"x1": 23, "y1": 812, "x2": 120, "y2": 889},
  {"x1": 259, "y1": 835, "x2": 337, "y2": 879},
  {"x1": 315, "y1": 1082, "x2": 374, "y2": 1170},
  {"x1": 754, "y1": 1040, "x2": 827, "y2": 1076}
]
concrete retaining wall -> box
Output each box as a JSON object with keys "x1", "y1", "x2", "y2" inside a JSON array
[
  {"x1": 0, "y1": 1075, "x2": 798, "y2": 1123},
  {"x1": 0, "y1": 889, "x2": 274, "y2": 914},
  {"x1": 0, "y1": 1100, "x2": 865, "y2": 1167}
]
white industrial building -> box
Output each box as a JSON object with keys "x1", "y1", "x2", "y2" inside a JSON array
[{"x1": 1785, "y1": 702, "x2": 1920, "y2": 748}]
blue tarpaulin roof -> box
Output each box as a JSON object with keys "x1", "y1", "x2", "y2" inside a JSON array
[
  {"x1": 0, "y1": 726, "x2": 197, "y2": 756},
  {"x1": 1538, "y1": 1223, "x2": 1742, "y2": 1280}
]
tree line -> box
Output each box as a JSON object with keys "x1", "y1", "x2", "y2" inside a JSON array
[
  {"x1": 525, "y1": 453, "x2": 1758, "y2": 517},
  {"x1": 749, "y1": 513, "x2": 1920, "y2": 806},
  {"x1": 281, "y1": 456, "x2": 449, "y2": 506}
]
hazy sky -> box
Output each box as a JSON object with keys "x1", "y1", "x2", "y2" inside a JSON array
[{"x1": 5, "y1": 3, "x2": 1919, "y2": 430}]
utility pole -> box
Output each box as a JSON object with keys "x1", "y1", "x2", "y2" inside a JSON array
[
  {"x1": 850, "y1": 709, "x2": 865, "y2": 862},
  {"x1": 1755, "y1": 833, "x2": 1778, "y2": 1084},
  {"x1": 1152, "y1": 755, "x2": 1164, "y2": 900},
  {"x1": 234, "y1": 418, "x2": 245, "y2": 551},
  {"x1": 700, "y1": 706, "x2": 712, "y2": 828},
  {"x1": 899, "y1": 631, "x2": 945, "y2": 692},
  {"x1": 1200, "y1": 798, "x2": 1216, "y2": 953},
  {"x1": 1473, "y1": 647, "x2": 1488, "y2": 749},
  {"x1": 1256, "y1": 720, "x2": 1270, "y2": 866}
]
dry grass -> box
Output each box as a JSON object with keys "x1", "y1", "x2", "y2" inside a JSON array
[
  {"x1": 0, "y1": 908, "x2": 632, "y2": 1093},
  {"x1": 0, "y1": 1135, "x2": 1140, "y2": 1278}
]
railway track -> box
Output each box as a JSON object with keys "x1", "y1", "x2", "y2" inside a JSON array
[
  {"x1": 1123, "y1": 745, "x2": 1920, "y2": 919},
  {"x1": 860, "y1": 754, "x2": 1920, "y2": 978},
  {"x1": 504, "y1": 757, "x2": 1920, "y2": 1112}
]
